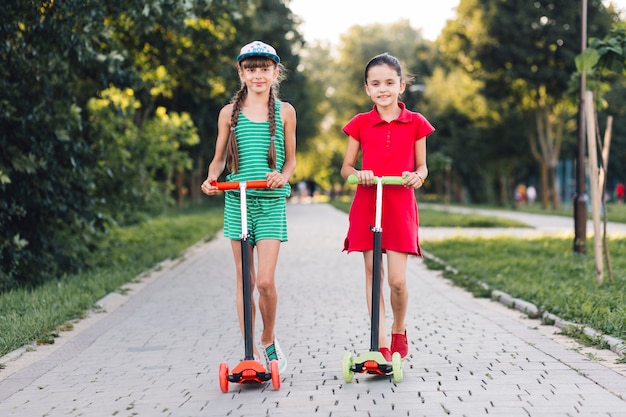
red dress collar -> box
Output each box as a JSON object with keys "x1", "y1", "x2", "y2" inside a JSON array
[{"x1": 365, "y1": 102, "x2": 412, "y2": 127}]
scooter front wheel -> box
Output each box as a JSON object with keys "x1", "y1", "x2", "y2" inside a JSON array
[
  {"x1": 219, "y1": 362, "x2": 229, "y2": 393},
  {"x1": 270, "y1": 359, "x2": 281, "y2": 390},
  {"x1": 391, "y1": 352, "x2": 403, "y2": 383},
  {"x1": 342, "y1": 352, "x2": 354, "y2": 383}
]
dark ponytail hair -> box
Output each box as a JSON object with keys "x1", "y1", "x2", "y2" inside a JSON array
[{"x1": 364, "y1": 53, "x2": 414, "y2": 86}]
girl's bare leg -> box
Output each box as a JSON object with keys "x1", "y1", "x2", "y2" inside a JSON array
[
  {"x1": 386, "y1": 250, "x2": 408, "y2": 334},
  {"x1": 255, "y1": 239, "x2": 281, "y2": 346}
]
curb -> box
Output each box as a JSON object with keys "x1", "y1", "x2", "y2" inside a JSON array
[{"x1": 422, "y1": 251, "x2": 626, "y2": 359}]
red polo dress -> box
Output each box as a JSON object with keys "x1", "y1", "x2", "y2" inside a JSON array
[{"x1": 342, "y1": 103, "x2": 435, "y2": 256}]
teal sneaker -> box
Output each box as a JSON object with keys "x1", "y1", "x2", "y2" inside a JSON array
[{"x1": 262, "y1": 339, "x2": 287, "y2": 374}]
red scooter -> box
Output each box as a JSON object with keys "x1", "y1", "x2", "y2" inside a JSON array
[{"x1": 212, "y1": 180, "x2": 280, "y2": 393}]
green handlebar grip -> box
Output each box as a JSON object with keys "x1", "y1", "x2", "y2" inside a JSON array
[
  {"x1": 347, "y1": 174, "x2": 359, "y2": 184},
  {"x1": 347, "y1": 174, "x2": 406, "y2": 185},
  {"x1": 382, "y1": 176, "x2": 406, "y2": 185}
]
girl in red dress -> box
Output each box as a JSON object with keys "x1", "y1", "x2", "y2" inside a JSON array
[{"x1": 340, "y1": 53, "x2": 435, "y2": 361}]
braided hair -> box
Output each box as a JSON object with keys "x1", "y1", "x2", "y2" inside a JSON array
[{"x1": 226, "y1": 56, "x2": 283, "y2": 173}]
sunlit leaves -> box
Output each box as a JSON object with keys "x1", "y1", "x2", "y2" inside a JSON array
[
  {"x1": 578, "y1": 23, "x2": 626, "y2": 77},
  {"x1": 0, "y1": 171, "x2": 11, "y2": 186},
  {"x1": 87, "y1": 87, "x2": 198, "y2": 223}
]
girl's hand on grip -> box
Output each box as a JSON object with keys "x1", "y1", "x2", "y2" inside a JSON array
[
  {"x1": 266, "y1": 171, "x2": 286, "y2": 189},
  {"x1": 402, "y1": 171, "x2": 424, "y2": 189},
  {"x1": 201, "y1": 178, "x2": 219, "y2": 196},
  {"x1": 356, "y1": 170, "x2": 375, "y2": 186}
]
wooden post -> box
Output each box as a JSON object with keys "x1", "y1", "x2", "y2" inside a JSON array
[
  {"x1": 599, "y1": 116, "x2": 613, "y2": 189},
  {"x1": 584, "y1": 91, "x2": 603, "y2": 284}
]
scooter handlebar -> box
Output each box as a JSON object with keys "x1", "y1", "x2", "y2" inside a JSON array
[
  {"x1": 347, "y1": 174, "x2": 406, "y2": 185},
  {"x1": 211, "y1": 180, "x2": 269, "y2": 190}
]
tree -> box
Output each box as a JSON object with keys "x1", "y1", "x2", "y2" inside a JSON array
[
  {"x1": 102, "y1": 0, "x2": 245, "y2": 204},
  {"x1": 0, "y1": 1, "x2": 124, "y2": 289},
  {"x1": 575, "y1": 22, "x2": 626, "y2": 283},
  {"x1": 428, "y1": 53, "x2": 534, "y2": 205},
  {"x1": 439, "y1": 0, "x2": 615, "y2": 208}
]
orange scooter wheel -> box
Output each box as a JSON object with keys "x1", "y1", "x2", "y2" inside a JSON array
[
  {"x1": 270, "y1": 360, "x2": 280, "y2": 390},
  {"x1": 219, "y1": 362, "x2": 229, "y2": 393}
]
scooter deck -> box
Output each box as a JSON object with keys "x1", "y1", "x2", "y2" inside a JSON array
[
  {"x1": 229, "y1": 359, "x2": 272, "y2": 383},
  {"x1": 342, "y1": 350, "x2": 403, "y2": 382},
  {"x1": 219, "y1": 359, "x2": 280, "y2": 393},
  {"x1": 352, "y1": 351, "x2": 393, "y2": 375}
]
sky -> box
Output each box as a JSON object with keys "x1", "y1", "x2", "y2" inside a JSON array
[{"x1": 289, "y1": 0, "x2": 626, "y2": 44}]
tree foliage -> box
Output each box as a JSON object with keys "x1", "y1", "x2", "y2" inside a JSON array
[
  {"x1": 437, "y1": 0, "x2": 616, "y2": 206},
  {"x1": 1, "y1": 1, "x2": 117, "y2": 289},
  {"x1": 87, "y1": 87, "x2": 199, "y2": 224},
  {"x1": 0, "y1": 0, "x2": 307, "y2": 290}
]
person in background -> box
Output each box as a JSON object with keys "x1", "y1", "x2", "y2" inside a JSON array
[
  {"x1": 526, "y1": 185, "x2": 537, "y2": 205},
  {"x1": 616, "y1": 181, "x2": 625, "y2": 204}
]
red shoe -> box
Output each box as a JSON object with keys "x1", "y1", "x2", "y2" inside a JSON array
[
  {"x1": 391, "y1": 331, "x2": 408, "y2": 358},
  {"x1": 379, "y1": 347, "x2": 392, "y2": 362}
]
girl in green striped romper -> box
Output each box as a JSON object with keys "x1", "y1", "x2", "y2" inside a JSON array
[{"x1": 201, "y1": 41, "x2": 296, "y2": 373}]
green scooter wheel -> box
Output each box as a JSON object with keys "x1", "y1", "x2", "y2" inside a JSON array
[
  {"x1": 342, "y1": 352, "x2": 354, "y2": 383},
  {"x1": 391, "y1": 352, "x2": 403, "y2": 383}
]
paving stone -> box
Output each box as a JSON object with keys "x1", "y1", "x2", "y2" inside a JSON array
[{"x1": 0, "y1": 203, "x2": 625, "y2": 417}]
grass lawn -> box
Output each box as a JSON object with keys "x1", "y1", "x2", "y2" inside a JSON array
[
  {"x1": 422, "y1": 237, "x2": 626, "y2": 345},
  {"x1": 0, "y1": 200, "x2": 224, "y2": 360}
]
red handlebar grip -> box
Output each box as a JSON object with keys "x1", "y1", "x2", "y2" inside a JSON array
[{"x1": 211, "y1": 180, "x2": 269, "y2": 190}]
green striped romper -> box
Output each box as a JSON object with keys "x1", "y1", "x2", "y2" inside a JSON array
[{"x1": 223, "y1": 102, "x2": 291, "y2": 246}]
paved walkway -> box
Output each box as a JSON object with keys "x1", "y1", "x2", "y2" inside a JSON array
[{"x1": 1, "y1": 203, "x2": 626, "y2": 416}]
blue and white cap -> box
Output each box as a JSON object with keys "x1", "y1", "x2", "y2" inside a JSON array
[{"x1": 237, "y1": 41, "x2": 281, "y2": 63}]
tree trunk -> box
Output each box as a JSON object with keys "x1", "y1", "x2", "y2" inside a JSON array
[
  {"x1": 549, "y1": 163, "x2": 560, "y2": 210},
  {"x1": 529, "y1": 104, "x2": 566, "y2": 210},
  {"x1": 539, "y1": 162, "x2": 550, "y2": 209},
  {"x1": 600, "y1": 116, "x2": 614, "y2": 282},
  {"x1": 190, "y1": 156, "x2": 204, "y2": 203},
  {"x1": 175, "y1": 170, "x2": 185, "y2": 206},
  {"x1": 498, "y1": 173, "x2": 508, "y2": 206}
]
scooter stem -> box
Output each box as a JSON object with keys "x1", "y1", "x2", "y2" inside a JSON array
[
  {"x1": 239, "y1": 182, "x2": 254, "y2": 360},
  {"x1": 370, "y1": 177, "x2": 383, "y2": 352}
]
